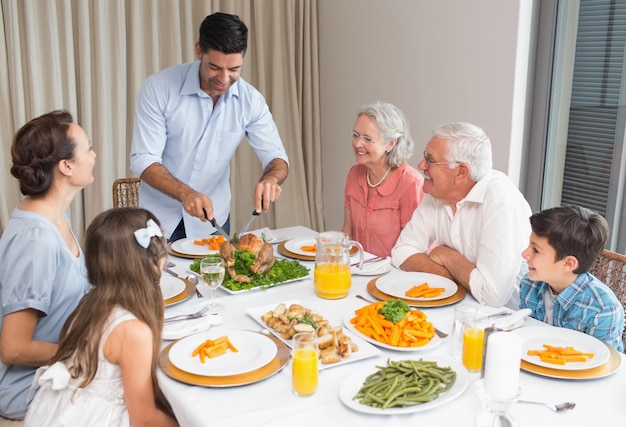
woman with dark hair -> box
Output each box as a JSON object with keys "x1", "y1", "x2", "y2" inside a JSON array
[{"x1": 0, "y1": 110, "x2": 96, "y2": 420}]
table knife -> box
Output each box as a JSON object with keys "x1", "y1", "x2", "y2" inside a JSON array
[
  {"x1": 164, "y1": 268, "x2": 178, "y2": 277},
  {"x1": 239, "y1": 210, "x2": 261, "y2": 236}
]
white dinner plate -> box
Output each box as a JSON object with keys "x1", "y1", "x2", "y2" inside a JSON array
[
  {"x1": 168, "y1": 330, "x2": 277, "y2": 377},
  {"x1": 283, "y1": 237, "x2": 318, "y2": 257},
  {"x1": 343, "y1": 312, "x2": 442, "y2": 352},
  {"x1": 171, "y1": 238, "x2": 220, "y2": 257},
  {"x1": 246, "y1": 301, "x2": 382, "y2": 370},
  {"x1": 512, "y1": 326, "x2": 611, "y2": 371},
  {"x1": 339, "y1": 356, "x2": 469, "y2": 415},
  {"x1": 160, "y1": 275, "x2": 186, "y2": 300},
  {"x1": 375, "y1": 271, "x2": 458, "y2": 301},
  {"x1": 351, "y1": 258, "x2": 393, "y2": 276}
]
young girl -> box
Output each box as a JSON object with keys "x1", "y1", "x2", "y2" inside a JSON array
[{"x1": 23, "y1": 208, "x2": 179, "y2": 426}]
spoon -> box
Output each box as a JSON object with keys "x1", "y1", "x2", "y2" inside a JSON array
[{"x1": 518, "y1": 400, "x2": 576, "y2": 412}]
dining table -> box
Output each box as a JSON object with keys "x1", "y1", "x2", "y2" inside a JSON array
[{"x1": 159, "y1": 226, "x2": 626, "y2": 427}]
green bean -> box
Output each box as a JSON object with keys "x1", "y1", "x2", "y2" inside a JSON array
[{"x1": 353, "y1": 359, "x2": 457, "y2": 409}]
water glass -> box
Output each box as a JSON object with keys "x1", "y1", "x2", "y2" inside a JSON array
[
  {"x1": 451, "y1": 305, "x2": 478, "y2": 360},
  {"x1": 291, "y1": 332, "x2": 318, "y2": 396},
  {"x1": 200, "y1": 255, "x2": 225, "y2": 312}
]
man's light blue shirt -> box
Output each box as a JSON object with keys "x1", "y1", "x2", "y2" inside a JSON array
[
  {"x1": 130, "y1": 61, "x2": 288, "y2": 238},
  {"x1": 519, "y1": 272, "x2": 625, "y2": 352}
]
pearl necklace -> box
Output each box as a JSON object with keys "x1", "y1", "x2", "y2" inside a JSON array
[{"x1": 366, "y1": 166, "x2": 392, "y2": 188}]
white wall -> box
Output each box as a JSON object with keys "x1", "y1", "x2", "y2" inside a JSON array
[{"x1": 318, "y1": 0, "x2": 535, "y2": 231}]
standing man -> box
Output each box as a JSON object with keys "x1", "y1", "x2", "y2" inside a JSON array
[
  {"x1": 391, "y1": 122, "x2": 531, "y2": 307},
  {"x1": 130, "y1": 12, "x2": 289, "y2": 241}
]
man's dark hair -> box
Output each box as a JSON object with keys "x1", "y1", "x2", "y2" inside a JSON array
[{"x1": 198, "y1": 12, "x2": 248, "y2": 55}]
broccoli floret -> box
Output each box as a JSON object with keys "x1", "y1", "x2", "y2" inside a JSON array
[{"x1": 378, "y1": 299, "x2": 411, "y2": 323}]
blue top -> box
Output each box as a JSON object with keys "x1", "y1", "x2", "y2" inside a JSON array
[
  {"x1": 519, "y1": 272, "x2": 624, "y2": 352},
  {"x1": 130, "y1": 61, "x2": 289, "y2": 238},
  {"x1": 0, "y1": 209, "x2": 91, "y2": 419}
]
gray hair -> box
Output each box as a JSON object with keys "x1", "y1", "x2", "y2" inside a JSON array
[
  {"x1": 357, "y1": 101, "x2": 414, "y2": 167},
  {"x1": 432, "y1": 122, "x2": 492, "y2": 181}
]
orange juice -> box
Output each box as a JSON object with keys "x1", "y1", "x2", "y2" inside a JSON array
[
  {"x1": 314, "y1": 263, "x2": 351, "y2": 299},
  {"x1": 462, "y1": 327, "x2": 485, "y2": 371},
  {"x1": 292, "y1": 348, "x2": 318, "y2": 396}
]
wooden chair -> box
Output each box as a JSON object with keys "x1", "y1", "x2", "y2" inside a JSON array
[
  {"x1": 112, "y1": 177, "x2": 140, "y2": 208},
  {"x1": 589, "y1": 249, "x2": 626, "y2": 351}
]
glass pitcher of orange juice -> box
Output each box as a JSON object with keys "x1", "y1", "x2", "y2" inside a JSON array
[{"x1": 313, "y1": 231, "x2": 363, "y2": 299}]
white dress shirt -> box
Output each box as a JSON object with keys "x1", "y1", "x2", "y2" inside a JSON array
[{"x1": 391, "y1": 170, "x2": 532, "y2": 306}]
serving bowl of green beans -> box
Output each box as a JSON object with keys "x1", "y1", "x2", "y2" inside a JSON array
[{"x1": 338, "y1": 357, "x2": 470, "y2": 414}]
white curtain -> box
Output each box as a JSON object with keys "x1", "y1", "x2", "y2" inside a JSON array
[{"x1": 0, "y1": 0, "x2": 323, "y2": 241}]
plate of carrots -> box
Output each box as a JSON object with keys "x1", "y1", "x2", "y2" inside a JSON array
[
  {"x1": 375, "y1": 272, "x2": 458, "y2": 301},
  {"x1": 168, "y1": 330, "x2": 277, "y2": 377},
  {"x1": 343, "y1": 301, "x2": 442, "y2": 352},
  {"x1": 170, "y1": 236, "x2": 225, "y2": 257},
  {"x1": 513, "y1": 326, "x2": 610, "y2": 371}
]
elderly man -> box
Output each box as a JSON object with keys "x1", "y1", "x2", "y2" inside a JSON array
[{"x1": 391, "y1": 122, "x2": 531, "y2": 307}]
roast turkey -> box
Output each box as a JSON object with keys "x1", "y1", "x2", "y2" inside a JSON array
[{"x1": 219, "y1": 233, "x2": 275, "y2": 282}]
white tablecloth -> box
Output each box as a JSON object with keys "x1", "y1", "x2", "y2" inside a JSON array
[{"x1": 159, "y1": 226, "x2": 626, "y2": 427}]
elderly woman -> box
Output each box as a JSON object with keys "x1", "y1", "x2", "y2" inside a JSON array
[
  {"x1": 342, "y1": 101, "x2": 424, "y2": 258},
  {"x1": 0, "y1": 110, "x2": 95, "y2": 421}
]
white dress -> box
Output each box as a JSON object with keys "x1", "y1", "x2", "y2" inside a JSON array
[{"x1": 23, "y1": 307, "x2": 136, "y2": 427}]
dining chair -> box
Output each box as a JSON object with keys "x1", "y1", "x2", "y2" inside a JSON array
[
  {"x1": 112, "y1": 177, "x2": 140, "y2": 208},
  {"x1": 589, "y1": 249, "x2": 626, "y2": 352}
]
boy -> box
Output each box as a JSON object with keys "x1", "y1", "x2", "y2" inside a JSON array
[{"x1": 519, "y1": 205, "x2": 624, "y2": 352}]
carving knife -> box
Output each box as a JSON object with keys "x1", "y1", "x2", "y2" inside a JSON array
[
  {"x1": 239, "y1": 209, "x2": 261, "y2": 236},
  {"x1": 203, "y1": 208, "x2": 230, "y2": 240}
]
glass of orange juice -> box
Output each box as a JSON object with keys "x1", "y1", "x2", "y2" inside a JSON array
[
  {"x1": 292, "y1": 332, "x2": 318, "y2": 396},
  {"x1": 462, "y1": 313, "x2": 486, "y2": 372}
]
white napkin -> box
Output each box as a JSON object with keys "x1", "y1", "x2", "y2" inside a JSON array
[
  {"x1": 163, "y1": 300, "x2": 223, "y2": 340},
  {"x1": 163, "y1": 312, "x2": 222, "y2": 341},
  {"x1": 350, "y1": 257, "x2": 392, "y2": 276},
  {"x1": 248, "y1": 227, "x2": 284, "y2": 243}
]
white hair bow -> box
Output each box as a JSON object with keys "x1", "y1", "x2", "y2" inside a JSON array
[{"x1": 134, "y1": 219, "x2": 163, "y2": 248}]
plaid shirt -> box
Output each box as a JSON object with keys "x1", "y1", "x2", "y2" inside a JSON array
[{"x1": 519, "y1": 272, "x2": 624, "y2": 352}]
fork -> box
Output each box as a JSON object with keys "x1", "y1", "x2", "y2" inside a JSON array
[
  {"x1": 355, "y1": 294, "x2": 448, "y2": 338},
  {"x1": 351, "y1": 256, "x2": 385, "y2": 267},
  {"x1": 164, "y1": 306, "x2": 210, "y2": 323}
]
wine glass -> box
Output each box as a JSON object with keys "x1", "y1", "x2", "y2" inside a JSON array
[{"x1": 200, "y1": 255, "x2": 225, "y2": 312}]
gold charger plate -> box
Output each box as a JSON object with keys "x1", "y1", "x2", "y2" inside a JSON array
[
  {"x1": 277, "y1": 241, "x2": 358, "y2": 261},
  {"x1": 158, "y1": 331, "x2": 290, "y2": 387},
  {"x1": 520, "y1": 340, "x2": 622, "y2": 380},
  {"x1": 367, "y1": 277, "x2": 466, "y2": 307},
  {"x1": 163, "y1": 278, "x2": 195, "y2": 307}
]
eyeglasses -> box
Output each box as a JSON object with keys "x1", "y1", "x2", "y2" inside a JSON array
[
  {"x1": 422, "y1": 151, "x2": 457, "y2": 168},
  {"x1": 351, "y1": 131, "x2": 378, "y2": 144}
]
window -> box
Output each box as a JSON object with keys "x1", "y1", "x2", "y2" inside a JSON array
[{"x1": 529, "y1": 0, "x2": 626, "y2": 253}]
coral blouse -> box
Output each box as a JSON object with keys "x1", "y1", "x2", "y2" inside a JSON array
[{"x1": 344, "y1": 162, "x2": 424, "y2": 257}]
